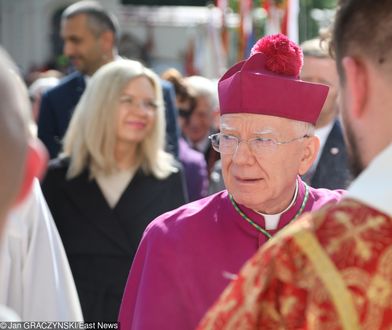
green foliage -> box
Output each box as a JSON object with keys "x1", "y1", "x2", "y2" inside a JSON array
[
  {"x1": 299, "y1": 0, "x2": 336, "y2": 42},
  {"x1": 312, "y1": 0, "x2": 336, "y2": 8},
  {"x1": 121, "y1": 0, "x2": 209, "y2": 5}
]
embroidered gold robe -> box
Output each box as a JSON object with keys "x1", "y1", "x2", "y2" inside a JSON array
[{"x1": 198, "y1": 199, "x2": 392, "y2": 330}]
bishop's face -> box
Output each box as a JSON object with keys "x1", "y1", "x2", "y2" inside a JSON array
[{"x1": 220, "y1": 113, "x2": 313, "y2": 214}]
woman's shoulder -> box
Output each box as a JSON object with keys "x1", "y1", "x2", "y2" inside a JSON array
[
  {"x1": 166, "y1": 159, "x2": 186, "y2": 181},
  {"x1": 43, "y1": 157, "x2": 72, "y2": 183},
  {"x1": 139, "y1": 160, "x2": 182, "y2": 180},
  {"x1": 171, "y1": 158, "x2": 183, "y2": 172},
  {"x1": 47, "y1": 156, "x2": 70, "y2": 171}
]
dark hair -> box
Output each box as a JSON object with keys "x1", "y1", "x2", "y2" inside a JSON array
[
  {"x1": 332, "y1": 0, "x2": 392, "y2": 82},
  {"x1": 161, "y1": 68, "x2": 197, "y2": 122},
  {"x1": 62, "y1": 1, "x2": 118, "y2": 41},
  {"x1": 161, "y1": 68, "x2": 188, "y2": 102}
]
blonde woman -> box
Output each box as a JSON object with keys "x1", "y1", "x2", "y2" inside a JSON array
[{"x1": 41, "y1": 59, "x2": 187, "y2": 321}]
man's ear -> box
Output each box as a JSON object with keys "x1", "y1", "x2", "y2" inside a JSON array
[
  {"x1": 298, "y1": 136, "x2": 320, "y2": 175},
  {"x1": 341, "y1": 56, "x2": 367, "y2": 118},
  {"x1": 14, "y1": 139, "x2": 48, "y2": 206},
  {"x1": 100, "y1": 31, "x2": 115, "y2": 54}
]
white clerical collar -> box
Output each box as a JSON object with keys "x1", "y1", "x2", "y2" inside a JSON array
[
  {"x1": 346, "y1": 143, "x2": 392, "y2": 217},
  {"x1": 257, "y1": 180, "x2": 299, "y2": 230}
]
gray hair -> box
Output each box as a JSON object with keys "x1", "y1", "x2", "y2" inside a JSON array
[
  {"x1": 62, "y1": 1, "x2": 119, "y2": 42},
  {"x1": 292, "y1": 120, "x2": 315, "y2": 137},
  {"x1": 184, "y1": 75, "x2": 219, "y2": 111},
  {"x1": 62, "y1": 59, "x2": 176, "y2": 180}
]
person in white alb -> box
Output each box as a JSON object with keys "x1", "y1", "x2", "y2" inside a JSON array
[
  {"x1": 0, "y1": 47, "x2": 49, "y2": 320},
  {"x1": 0, "y1": 179, "x2": 83, "y2": 321}
]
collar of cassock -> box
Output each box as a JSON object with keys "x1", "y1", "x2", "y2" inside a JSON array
[
  {"x1": 229, "y1": 177, "x2": 309, "y2": 241},
  {"x1": 256, "y1": 179, "x2": 299, "y2": 230}
]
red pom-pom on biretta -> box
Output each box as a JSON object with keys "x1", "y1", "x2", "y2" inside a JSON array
[
  {"x1": 250, "y1": 33, "x2": 303, "y2": 77},
  {"x1": 218, "y1": 33, "x2": 328, "y2": 124}
]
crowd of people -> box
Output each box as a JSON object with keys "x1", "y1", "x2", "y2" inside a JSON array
[{"x1": 0, "y1": 0, "x2": 391, "y2": 328}]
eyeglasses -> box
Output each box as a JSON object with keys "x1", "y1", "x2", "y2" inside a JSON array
[
  {"x1": 209, "y1": 133, "x2": 310, "y2": 156},
  {"x1": 119, "y1": 96, "x2": 158, "y2": 113}
]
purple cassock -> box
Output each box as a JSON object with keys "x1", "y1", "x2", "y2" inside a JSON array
[
  {"x1": 118, "y1": 178, "x2": 344, "y2": 330},
  {"x1": 178, "y1": 137, "x2": 208, "y2": 202}
]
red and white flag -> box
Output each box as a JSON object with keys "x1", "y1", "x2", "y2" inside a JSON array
[{"x1": 265, "y1": 0, "x2": 299, "y2": 43}]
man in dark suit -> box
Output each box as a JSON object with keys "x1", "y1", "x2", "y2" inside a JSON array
[
  {"x1": 300, "y1": 38, "x2": 352, "y2": 189},
  {"x1": 38, "y1": 0, "x2": 179, "y2": 159}
]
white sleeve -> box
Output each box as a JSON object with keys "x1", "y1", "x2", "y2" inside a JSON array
[{"x1": 0, "y1": 179, "x2": 84, "y2": 321}]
